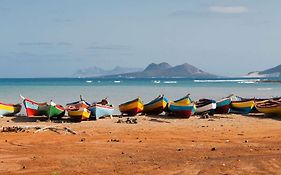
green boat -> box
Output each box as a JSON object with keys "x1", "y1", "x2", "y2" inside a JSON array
[{"x1": 40, "y1": 101, "x2": 65, "y2": 119}]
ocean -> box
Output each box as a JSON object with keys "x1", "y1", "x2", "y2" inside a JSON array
[{"x1": 1, "y1": 77, "x2": 280, "y2": 114}]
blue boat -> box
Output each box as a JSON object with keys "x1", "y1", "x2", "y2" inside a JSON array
[
  {"x1": 212, "y1": 97, "x2": 231, "y2": 114},
  {"x1": 88, "y1": 99, "x2": 114, "y2": 119},
  {"x1": 168, "y1": 102, "x2": 196, "y2": 118}
]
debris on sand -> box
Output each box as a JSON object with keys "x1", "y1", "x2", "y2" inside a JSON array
[
  {"x1": 1, "y1": 126, "x2": 76, "y2": 135},
  {"x1": 126, "y1": 118, "x2": 137, "y2": 124},
  {"x1": 211, "y1": 147, "x2": 216, "y2": 151},
  {"x1": 149, "y1": 118, "x2": 170, "y2": 123},
  {"x1": 110, "y1": 139, "x2": 120, "y2": 142},
  {"x1": 116, "y1": 118, "x2": 138, "y2": 124},
  {"x1": 200, "y1": 112, "x2": 210, "y2": 119}
]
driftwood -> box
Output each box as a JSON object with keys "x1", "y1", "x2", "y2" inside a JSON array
[{"x1": 1, "y1": 126, "x2": 76, "y2": 135}]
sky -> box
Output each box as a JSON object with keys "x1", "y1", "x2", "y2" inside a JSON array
[{"x1": 0, "y1": 0, "x2": 281, "y2": 78}]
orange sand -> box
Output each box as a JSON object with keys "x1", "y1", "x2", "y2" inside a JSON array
[{"x1": 1, "y1": 114, "x2": 281, "y2": 175}]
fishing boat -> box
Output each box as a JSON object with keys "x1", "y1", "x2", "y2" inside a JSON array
[
  {"x1": 172, "y1": 94, "x2": 192, "y2": 105},
  {"x1": 21, "y1": 96, "x2": 65, "y2": 118},
  {"x1": 119, "y1": 97, "x2": 144, "y2": 116},
  {"x1": 229, "y1": 96, "x2": 255, "y2": 114},
  {"x1": 168, "y1": 102, "x2": 196, "y2": 118},
  {"x1": 143, "y1": 95, "x2": 168, "y2": 115},
  {"x1": 234, "y1": 96, "x2": 268, "y2": 113},
  {"x1": 195, "y1": 99, "x2": 216, "y2": 114},
  {"x1": 0, "y1": 102, "x2": 21, "y2": 116},
  {"x1": 212, "y1": 97, "x2": 231, "y2": 114},
  {"x1": 255, "y1": 100, "x2": 281, "y2": 115},
  {"x1": 165, "y1": 94, "x2": 192, "y2": 113},
  {"x1": 40, "y1": 101, "x2": 65, "y2": 119},
  {"x1": 21, "y1": 96, "x2": 49, "y2": 117},
  {"x1": 88, "y1": 98, "x2": 114, "y2": 119},
  {"x1": 66, "y1": 100, "x2": 91, "y2": 121}
]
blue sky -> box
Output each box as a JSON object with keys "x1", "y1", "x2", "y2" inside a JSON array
[{"x1": 0, "y1": 0, "x2": 280, "y2": 77}]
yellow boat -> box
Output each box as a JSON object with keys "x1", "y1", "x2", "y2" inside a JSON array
[
  {"x1": 170, "y1": 94, "x2": 192, "y2": 106},
  {"x1": 143, "y1": 95, "x2": 168, "y2": 115},
  {"x1": 66, "y1": 100, "x2": 91, "y2": 121},
  {"x1": 166, "y1": 94, "x2": 192, "y2": 112},
  {"x1": 0, "y1": 102, "x2": 21, "y2": 116},
  {"x1": 255, "y1": 100, "x2": 281, "y2": 115},
  {"x1": 119, "y1": 97, "x2": 144, "y2": 116},
  {"x1": 230, "y1": 100, "x2": 255, "y2": 114},
  {"x1": 67, "y1": 108, "x2": 91, "y2": 120}
]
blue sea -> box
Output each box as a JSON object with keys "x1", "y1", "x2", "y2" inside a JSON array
[{"x1": 1, "y1": 77, "x2": 280, "y2": 114}]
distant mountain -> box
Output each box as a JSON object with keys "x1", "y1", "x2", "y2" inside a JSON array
[
  {"x1": 73, "y1": 66, "x2": 143, "y2": 77},
  {"x1": 106, "y1": 62, "x2": 218, "y2": 78},
  {"x1": 247, "y1": 64, "x2": 281, "y2": 78}
]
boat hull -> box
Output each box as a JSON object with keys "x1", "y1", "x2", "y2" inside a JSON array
[
  {"x1": 168, "y1": 103, "x2": 196, "y2": 118},
  {"x1": 213, "y1": 98, "x2": 231, "y2": 114},
  {"x1": 165, "y1": 95, "x2": 191, "y2": 113},
  {"x1": 40, "y1": 104, "x2": 65, "y2": 118},
  {"x1": 195, "y1": 99, "x2": 216, "y2": 114},
  {"x1": 66, "y1": 100, "x2": 90, "y2": 120},
  {"x1": 230, "y1": 100, "x2": 255, "y2": 114},
  {"x1": 143, "y1": 96, "x2": 168, "y2": 115},
  {"x1": 23, "y1": 99, "x2": 48, "y2": 117},
  {"x1": 88, "y1": 104, "x2": 114, "y2": 119},
  {"x1": 255, "y1": 100, "x2": 281, "y2": 115},
  {"x1": 67, "y1": 109, "x2": 91, "y2": 120},
  {"x1": 0, "y1": 103, "x2": 21, "y2": 116},
  {"x1": 119, "y1": 98, "x2": 144, "y2": 116}
]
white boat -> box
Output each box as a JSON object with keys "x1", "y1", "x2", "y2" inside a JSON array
[{"x1": 195, "y1": 99, "x2": 216, "y2": 114}]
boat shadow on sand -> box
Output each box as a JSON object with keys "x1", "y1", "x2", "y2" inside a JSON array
[
  {"x1": 246, "y1": 113, "x2": 281, "y2": 121},
  {"x1": 10, "y1": 115, "x2": 88, "y2": 123}
]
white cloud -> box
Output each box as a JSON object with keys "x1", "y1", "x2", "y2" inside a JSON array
[{"x1": 209, "y1": 6, "x2": 249, "y2": 14}]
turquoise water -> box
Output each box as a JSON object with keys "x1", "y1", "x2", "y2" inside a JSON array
[{"x1": 0, "y1": 78, "x2": 280, "y2": 114}]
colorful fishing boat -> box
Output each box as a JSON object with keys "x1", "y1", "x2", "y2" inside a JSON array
[
  {"x1": 40, "y1": 101, "x2": 65, "y2": 118},
  {"x1": 212, "y1": 97, "x2": 231, "y2": 114},
  {"x1": 0, "y1": 102, "x2": 21, "y2": 116},
  {"x1": 143, "y1": 95, "x2": 168, "y2": 115},
  {"x1": 234, "y1": 96, "x2": 268, "y2": 113},
  {"x1": 255, "y1": 100, "x2": 281, "y2": 115},
  {"x1": 195, "y1": 99, "x2": 216, "y2": 114},
  {"x1": 172, "y1": 94, "x2": 192, "y2": 105},
  {"x1": 66, "y1": 100, "x2": 91, "y2": 121},
  {"x1": 165, "y1": 94, "x2": 192, "y2": 113},
  {"x1": 229, "y1": 96, "x2": 255, "y2": 114},
  {"x1": 168, "y1": 102, "x2": 196, "y2": 118},
  {"x1": 21, "y1": 95, "x2": 49, "y2": 117},
  {"x1": 88, "y1": 98, "x2": 114, "y2": 119},
  {"x1": 119, "y1": 97, "x2": 144, "y2": 116},
  {"x1": 21, "y1": 95, "x2": 65, "y2": 118},
  {"x1": 89, "y1": 104, "x2": 114, "y2": 119}
]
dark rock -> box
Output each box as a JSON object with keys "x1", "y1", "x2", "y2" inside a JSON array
[
  {"x1": 211, "y1": 147, "x2": 216, "y2": 151},
  {"x1": 111, "y1": 139, "x2": 120, "y2": 142}
]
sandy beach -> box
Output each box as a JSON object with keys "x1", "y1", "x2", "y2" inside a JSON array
[{"x1": 0, "y1": 114, "x2": 281, "y2": 175}]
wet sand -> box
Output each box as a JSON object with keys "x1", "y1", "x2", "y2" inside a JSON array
[{"x1": 1, "y1": 114, "x2": 281, "y2": 175}]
